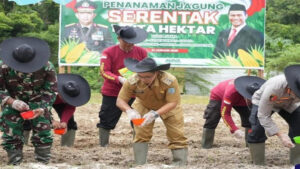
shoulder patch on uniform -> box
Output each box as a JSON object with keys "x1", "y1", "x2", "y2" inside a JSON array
[
  {"x1": 128, "y1": 75, "x2": 138, "y2": 85},
  {"x1": 97, "y1": 24, "x2": 108, "y2": 28},
  {"x1": 65, "y1": 23, "x2": 76, "y2": 27},
  {"x1": 161, "y1": 72, "x2": 175, "y2": 86},
  {"x1": 168, "y1": 88, "x2": 175, "y2": 94},
  {"x1": 223, "y1": 98, "x2": 231, "y2": 105},
  {"x1": 162, "y1": 78, "x2": 173, "y2": 86}
]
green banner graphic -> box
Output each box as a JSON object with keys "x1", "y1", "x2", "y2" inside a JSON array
[{"x1": 59, "y1": 0, "x2": 265, "y2": 68}]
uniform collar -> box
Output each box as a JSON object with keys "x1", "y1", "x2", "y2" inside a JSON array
[{"x1": 80, "y1": 24, "x2": 92, "y2": 29}]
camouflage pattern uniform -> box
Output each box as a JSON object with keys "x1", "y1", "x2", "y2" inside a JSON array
[{"x1": 0, "y1": 61, "x2": 57, "y2": 164}]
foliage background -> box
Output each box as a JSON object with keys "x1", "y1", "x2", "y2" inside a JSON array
[{"x1": 0, "y1": 0, "x2": 299, "y2": 92}]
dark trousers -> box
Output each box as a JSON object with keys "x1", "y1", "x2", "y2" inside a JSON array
[
  {"x1": 203, "y1": 99, "x2": 251, "y2": 129},
  {"x1": 23, "y1": 103, "x2": 77, "y2": 131},
  {"x1": 97, "y1": 95, "x2": 134, "y2": 130},
  {"x1": 53, "y1": 104, "x2": 77, "y2": 130},
  {"x1": 247, "y1": 105, "x2": 300, "y2": 143}
]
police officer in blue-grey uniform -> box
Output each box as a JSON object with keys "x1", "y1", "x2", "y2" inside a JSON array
[{"x1": 63, "y1": 0, "x2": 114, "y2": 53}]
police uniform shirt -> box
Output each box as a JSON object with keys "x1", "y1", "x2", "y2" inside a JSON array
[
  {"x1": 118, "y1": 71, "x2": 181, "y2": 118},
  {"x1": 252, "y1": 74, "x2": 300, "y2": 136}
]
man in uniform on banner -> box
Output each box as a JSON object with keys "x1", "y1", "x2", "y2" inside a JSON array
[
  {"x1": 63, "y1": 0, "x2": 114, "y2": 53},
  {"x1": 213, "y1": 3, "x2": 264, "y2": 58}
]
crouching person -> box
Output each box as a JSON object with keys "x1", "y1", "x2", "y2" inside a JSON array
[
  {"x1": 116, "y1": 58, "x2": 188, "y2": 166},
  {"x1": 23, "y1": 73, "x2": 91, "y2": 147},
  {"x1": 247, "y1": 65, "x2": 300, "y2": 165},
  {"x1": 0, "y1": 37, "x2": 57, "y2": 165}
]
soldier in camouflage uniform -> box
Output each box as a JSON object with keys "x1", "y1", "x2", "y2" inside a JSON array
[
  {"x1": 63, "y1": 0, "x2": 114, "y2": 53},
  {"x1": 0, "y1": 37, "x2": 57, "y2": 165}
]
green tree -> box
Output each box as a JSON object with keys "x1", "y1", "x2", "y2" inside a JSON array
[{"x1": 266, "y1": 44, "x2": 300, "y2": 74}]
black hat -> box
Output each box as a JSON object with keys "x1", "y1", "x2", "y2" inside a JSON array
[
  {"x1": 113, "y1": 25, "x2": 147, "y2": 44},
  {"x1": 0, "y1": 37, "x2": 50, "y2": 73},
  {"x1": 124, "y1": 58, "x2": 170, "y2": 73},
  {"x1": 75, "y1": 0, "x2": 97, "y2": 12},
  {"x1": 234, "y1": 76, "x2": 266, "y2": 99},
  {"x1": 229, "y1": 4, "x2": 246, "y2": 12},
  {"x1": 284, "y1": 65, "x2": 300, "y2": 98},
  {"x1": 58, "y1": 74, "x2": 91, "y2": 107}
]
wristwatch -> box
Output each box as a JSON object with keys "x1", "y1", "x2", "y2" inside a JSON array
[{"x1": 151, "y1": 110, "x2": 159, "y2": 118}]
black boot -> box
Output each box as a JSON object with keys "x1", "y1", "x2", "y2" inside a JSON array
[
  {"x1": 7, "y1": 149, "x2": 23, "y2": 165},
  {"x1": 171, "y1": 148, "x2": 188, "y2": 166},
  {"x1": 133, "y1": 143, "x2": 148, "y2": 165},
  {"x1": 248, "y1": 143, "x2": 265, "y2": 165},
  {"x1": 61, "y1": 129, "x2": 76, "y2": 147},
  {"x1": 35, "y1": 146, "x2": 51, "y2": 164},
  {"x1": 99, "y1": 128, "x2": 110, "y2": 147},
  {"x1": 201, "y1": 128, "x2": 215, "y2": 149},
  {"x1": 290, "y1": 144, "x2": 300, "y2": 165}
]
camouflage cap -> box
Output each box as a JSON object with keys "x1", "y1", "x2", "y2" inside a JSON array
[{"x1": 75, "y1": 0, "x2": 97, "y2": 12}]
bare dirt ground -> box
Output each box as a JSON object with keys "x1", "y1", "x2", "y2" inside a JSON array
[{"x1": 0, "y1": 102, "x2": 294, "y2": 169}]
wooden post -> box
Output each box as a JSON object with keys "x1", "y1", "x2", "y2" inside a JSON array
[
  {"x1": 59, "y1": 66, "x2": 65, "y2": 73},
  {"x1": 258, "y1": 69, "x2": 264, "y2": 78},
  {"x1": 247, "y1": 69, "x2": 251, "y2": 76},
  {"x1": 67, "y1": 66, "x2": 71, "y2": 73}
]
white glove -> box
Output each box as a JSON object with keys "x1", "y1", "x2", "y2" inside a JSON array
[
  {"x1": 233, "y1": 129, "x2": 244, "y2": 139},
  {"x1": 118, "y1": 76, "x2": 126, "y2": 84},
  {"x1": 11, "y1": 100, "x2": 29, "y2": 112},
  {"x1": 126, "y1": 109, "x2": 141, "y2": 120},
  {"x1": 278, "y1": 133, "x2": 295, "y2": 148},
  {"x1": 141, "y1": 110, "x2": 159, "y2": 127}
]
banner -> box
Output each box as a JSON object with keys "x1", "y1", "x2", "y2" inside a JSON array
[{"x1": 59, "y1": 0, "x2": 265, "y2": 68}]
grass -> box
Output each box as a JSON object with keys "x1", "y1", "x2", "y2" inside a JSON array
[{"x1": 88, "y1": 93, "x2": 209, "y2": 105}]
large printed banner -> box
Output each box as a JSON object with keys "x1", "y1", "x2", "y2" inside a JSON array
[{"x1": 59, "y1": 0, "x2": 265, "y2": 68}]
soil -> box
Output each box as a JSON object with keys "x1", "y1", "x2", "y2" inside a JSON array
[{"x1": 0, "y1": 103, "x2": 294, "y2": 169}]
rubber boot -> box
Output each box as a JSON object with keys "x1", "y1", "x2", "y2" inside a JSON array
[
  {"x1": 133, "y1": 143, "x2": 148, "y2": 165},
  {"x1": 290, "y1": 144, "x2": 300, "y2": 165},
  {"x1": 201, "y1": 128, "x2": 215, "y2": 149},
  {"x1": 248, "y1": 143, "x2": 265, "y2": 165},
  {"x1": 171, "y1": 148, "x2": 188, "y2": 166},
  {"x1": 245, "y1": 128, "x2": 250, "y2": 147},
  {"x1": 99, "y1": 128, "x2": 110, "y2": 147},
  {"x1": 61, "y1": 129, "x2": 76, "y2": 147},
  {"x1": 34, "y1": 146, "x2": 51, "y2": 164},
  {"x1": 23, "y1": 130, "x2": 31, "y2": 145},
  {"x1": 7, "y1": 149, "x2": 23, "y2": 165}
]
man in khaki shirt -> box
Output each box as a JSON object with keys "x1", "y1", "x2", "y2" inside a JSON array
[{"x1": 116, "y1": 58, "x2": 188, "y2": 166}]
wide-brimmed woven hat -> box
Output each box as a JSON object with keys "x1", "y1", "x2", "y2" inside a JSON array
[
  {"x1": 124, "y1": 58, "x2": 170, "y2": 73},
  {"x1": 284, "y1": 65, "x2": 300, "y2": 98},
  {"x1": 58, "y1": 74, "x2": 91, "y2": 107},
  {"x1": 0, "y1": 37, "x2": 50, "y2": 73},
  {"x1": 113, "y1": 25, "x2": 147, "y2": 44},
  {"x1": 234, "y1": 76, "x2": 266, "y2": 99}
]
